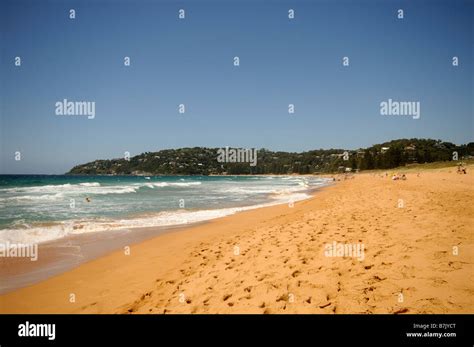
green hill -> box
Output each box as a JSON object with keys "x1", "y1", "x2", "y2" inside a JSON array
[{"x1": 67, "y1": 139, "x2": 474, "y2": 175}]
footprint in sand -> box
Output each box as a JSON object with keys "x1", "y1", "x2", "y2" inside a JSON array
[
  {"x1": 223, "y1": 294, "x2": 232, "y2": 301},
  {"x1": 393, "y1": 308, "x2": 409, "y2": 314}
]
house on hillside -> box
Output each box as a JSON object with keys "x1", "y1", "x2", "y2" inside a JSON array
[{"x1": 404, "y1": 144, "x2": 417, "y2": 162}]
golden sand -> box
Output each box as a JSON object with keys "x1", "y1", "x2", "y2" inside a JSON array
[{"x1": 1, "y1": 167, "x2": 473, "y2": 314}]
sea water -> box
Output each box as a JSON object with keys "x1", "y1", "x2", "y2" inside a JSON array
[{"x1": 0, "y1": 175, "x2": 331, "y2": 246}]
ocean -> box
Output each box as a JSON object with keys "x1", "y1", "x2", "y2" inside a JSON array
[{"x1": 0, "y1": 175, "x2": 331, "y2": 246}]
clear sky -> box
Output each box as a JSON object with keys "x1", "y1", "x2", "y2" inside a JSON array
[{"x1": 1, "y1": 0, "x2": 472, "y2": 174}]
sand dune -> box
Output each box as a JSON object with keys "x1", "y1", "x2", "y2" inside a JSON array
[{"x1": 1, "y1": 167, "x2": 473, "y2": 314}]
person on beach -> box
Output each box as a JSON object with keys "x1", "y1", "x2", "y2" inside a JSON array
[{"x1": 457, "y1": 164, "x2": 467, "y2": 174}]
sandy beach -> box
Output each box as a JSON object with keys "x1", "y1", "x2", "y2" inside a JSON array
[{"x1": 1, "y1": 166, "x2": 473, "y2": 314}]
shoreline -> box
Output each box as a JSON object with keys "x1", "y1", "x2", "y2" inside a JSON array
[
  {"x1": 1, "y1": 167, "x2": 473, "y2": 313},
  {"x1": 0, "y1": 181, "x2": 331, "y2": 294},
  {"x1": 1, "y1": 186, "x2": 321, "y2": 313},
  {"x1": 0, "y1": 174, "x2": 330, "y2": 245},
  {"x1": 0, "y1": 221, "x2": 209, "y2": 294}
]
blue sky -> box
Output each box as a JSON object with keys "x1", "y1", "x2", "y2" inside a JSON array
[{"x1": 1, "y1": 0, "x2": 472, "y2": 174}]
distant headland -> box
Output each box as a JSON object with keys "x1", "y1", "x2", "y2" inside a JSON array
[{"x1": 67, "y1": 138, "x2": 474, "y2": 175}]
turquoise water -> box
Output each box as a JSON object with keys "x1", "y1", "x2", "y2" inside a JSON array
[{"x1": 0, "y1": 175, "x2": 330, "y2": 245}]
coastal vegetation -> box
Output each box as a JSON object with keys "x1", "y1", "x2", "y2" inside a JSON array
[{"x1": 67, "y1": 139, "x2": 474, "y2": 175}]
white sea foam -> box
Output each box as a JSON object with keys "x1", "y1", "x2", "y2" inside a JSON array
[
  {"x1": 79, "y1": 182, "x2": 101, "y2": 187},
  {"x1": 91, "y1": 186, "x2": 138, "y2": 194},
  {"x1": 1, "y1": 182, "x2": 100, "y2": 193},
  {"x1": 1, "y1": 183, "x2": 137, "y2": 197},
  {"x1": 144, "y1": 182, "x2": 202, "y2": 188},
  {"x1": 0, "y1": 191, "x2": 322, "y2": 246},
  {"x1": 0, "y1": 184, "x2": 72, "y2": 194},
  {"x1": 0, "y1": 193, "x2": 65, "y2": 202},
  {"x1": 0, "y1": 203, "x2": 274, "y2": 246},
  {"x1": 0, "y1": 177, "x2": 331, "y2": 246}
]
